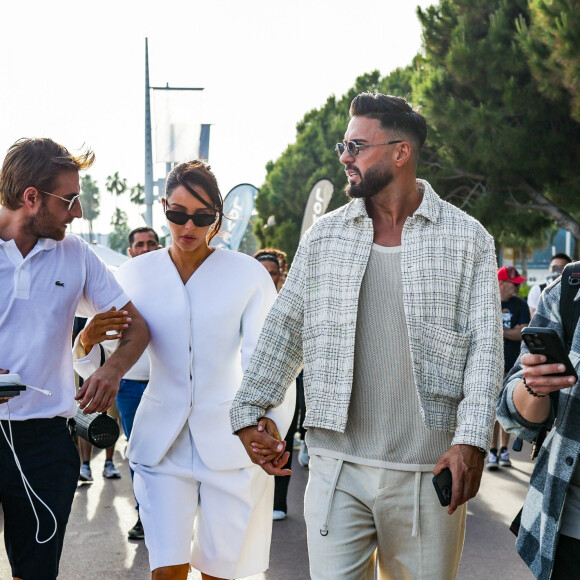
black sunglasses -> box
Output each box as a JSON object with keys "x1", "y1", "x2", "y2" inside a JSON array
[
  {"x1": 335, "y1": 140, "x2": 403, "y2": 157},
  {"x1": 165, "y1": 209, "x2": 218, "y2": 227}
]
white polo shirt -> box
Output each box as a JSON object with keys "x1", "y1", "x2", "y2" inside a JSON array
[{"x1": 0, "y1": 234, "x2": 129, "y2": 421}]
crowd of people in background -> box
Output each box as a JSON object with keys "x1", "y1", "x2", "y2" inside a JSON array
[{"x1": 1, "y1": 91, "x2": 579, "y2": 580}]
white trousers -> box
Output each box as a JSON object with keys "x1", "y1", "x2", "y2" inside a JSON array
[
  {"x1": 132, "y1": 422, "x2": 273, "y2": 578},
  {"x1": 304, "y1": 455, "x2": 467, "y2": 580}
]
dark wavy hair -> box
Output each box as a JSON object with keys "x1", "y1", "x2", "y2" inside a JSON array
[{"x1": 165, "y1": 159, "x2": 224, "y2": 243}]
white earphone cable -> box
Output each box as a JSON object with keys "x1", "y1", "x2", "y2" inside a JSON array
[{"x1": 0, "y1": 399, "x2": 58, "y2": 544}]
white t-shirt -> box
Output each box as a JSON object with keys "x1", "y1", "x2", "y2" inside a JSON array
[
  {"x1": 0, "y1": 234, "x2": 129, "y2": 420},
  {"x1": 527, "y1": 284, "x2": 543, "y2": 311}
]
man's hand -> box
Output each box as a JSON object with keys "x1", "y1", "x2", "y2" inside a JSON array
[
  {"x1": 75, "y1": 365, "x2": 122, "y2": 414},
  {"x1": 80, "y1": 307, "x2": 131, "y2": 352},
  {"x1": 433, "y1": 444, "x2": 484, "y2": 515},
  {"x1": 0, "y1": 368, "x2": 10, "y2": 405},
  {"x1": 237, "y1": 418, "x2": 291, "y2": 476},
  {"x1": 521, "y1": 352, "x2": 577, "y2": 396}
]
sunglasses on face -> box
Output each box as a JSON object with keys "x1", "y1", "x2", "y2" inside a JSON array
[
  {"x1": 164, "y1": 208, "x2": 218, "y2": 227},
  {"x1": 335, "y1": 140, "x2": 403, "y2": 157},
  {"x1": 37, "y1": 189, "x2": 81, "y2": 211}
]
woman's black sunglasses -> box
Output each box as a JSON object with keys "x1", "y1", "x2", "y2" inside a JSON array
[{"x1": 165, "y1": 209, "x2": 218, "y2": 227}]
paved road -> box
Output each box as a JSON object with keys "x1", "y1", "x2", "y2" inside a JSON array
[{"x1": 1, "y1": 440, "x2": 536, "y2": 579}]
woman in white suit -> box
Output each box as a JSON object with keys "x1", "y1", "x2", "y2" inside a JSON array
[{"x1": 114, "y1": 160, "x2": 294, "y2": 580}]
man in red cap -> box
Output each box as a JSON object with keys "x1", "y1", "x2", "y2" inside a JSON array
[{"x1": 487, "y1": 266, "x2": 531, "y2": 470}]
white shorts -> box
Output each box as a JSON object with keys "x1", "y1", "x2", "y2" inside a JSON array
[{"x1": 131, "y1": 423, "x2": 273, "y2": 578}]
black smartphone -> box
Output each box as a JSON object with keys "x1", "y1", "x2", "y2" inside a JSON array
[
  {"x1": 0, "y1": 383, "x2": 26, "y2": 398},
  {"x1": 432, "y1": 468, "x2": 452, "y2": 507},
  {"x1": 521, "y1": 327, "x2": 578, "y2": 380}
]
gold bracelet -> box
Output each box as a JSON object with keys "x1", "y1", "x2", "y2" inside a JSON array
[{"x1": 522, "y1": 376, "x2": 546, "y2": 398}]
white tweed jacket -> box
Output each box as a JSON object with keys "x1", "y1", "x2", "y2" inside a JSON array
[{"x1": 231, "y1": 179, "x2": 504, "y2": 451}]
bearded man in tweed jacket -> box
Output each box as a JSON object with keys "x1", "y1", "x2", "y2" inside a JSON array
[{"x1": 231, "y1": 92, "x2": 503, "y2": 580}]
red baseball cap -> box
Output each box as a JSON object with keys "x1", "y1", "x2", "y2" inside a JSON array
[{"x1": 498, "y1": 265, "x2": 526, "y2": 284}]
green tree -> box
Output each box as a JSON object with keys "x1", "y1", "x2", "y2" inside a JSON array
[
  {"x1": 519, "y1": 0, "x2": 580, "y2": 122},
  {"x1": 108, "y1": 208, "x2": 130, "y2": 254},
  {"x1": 414, "y1": 0, "x2": 580, "y2": 239},
  {"x1": 80, "y1": 174, "x2": 100, "y2": 243},
  {"x1": 255, "y1": 70, "x2": 414, "y2": 260}
]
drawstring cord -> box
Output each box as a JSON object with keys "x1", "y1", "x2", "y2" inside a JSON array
[
  {"x1": 320, "y1": 459, "x2": 344, "y2": 536},
  {"x1": 412, "y1": 471, "x2": 421, "y2": 537}
]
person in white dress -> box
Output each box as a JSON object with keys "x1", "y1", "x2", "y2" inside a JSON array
[{"x1": 111, "y1": 160, "x2": 294, "y2": 580}]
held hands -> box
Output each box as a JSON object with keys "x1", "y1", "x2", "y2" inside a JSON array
[
  {"x1": 237, "y1": 417, "x2": 292, "y2": 476},
  {"x1": 521, "y1": 353, "x2": 577, "y2": 396},
  {"x1": 433, "y1": 444, "x2": 484, "y2": 516},
  {"x1": 79, "y1": 307, "x2": 131, "y2": 352}
]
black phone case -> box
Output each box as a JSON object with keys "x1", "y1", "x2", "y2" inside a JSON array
[
  {"x1": 0, "y1": 383, "x2": 25, "y2": 393},
  {"x1": 521, "y1": 327, "x2": 578, "y2": 380},
  {"x1": 432, "y1": 468, "x2": 452, "y2": 507}
]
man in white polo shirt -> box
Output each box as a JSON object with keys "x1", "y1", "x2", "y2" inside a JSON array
[{"x1": 0, "y1": 137, "x2": 149, "y2": 580}]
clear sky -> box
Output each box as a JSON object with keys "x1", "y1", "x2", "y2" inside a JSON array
[{"x1": 0, "y1": 0, "x2": 432, "y2": 235}]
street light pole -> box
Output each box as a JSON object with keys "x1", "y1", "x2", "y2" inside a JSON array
[
  {"x1": 144, "y1": 38, "x2": 205, "y2": 228},
  {"x1": 144, "y1": 38, "x2": 154, "y2": 227}
]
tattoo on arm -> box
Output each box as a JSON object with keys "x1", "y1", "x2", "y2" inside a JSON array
[{"x1": 118, "y1": 339, "x2": 131, "y2": 348}]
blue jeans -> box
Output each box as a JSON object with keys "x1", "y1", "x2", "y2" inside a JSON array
[{"x1": 116, "y1": 378, "x2": 148, "y2": 510}]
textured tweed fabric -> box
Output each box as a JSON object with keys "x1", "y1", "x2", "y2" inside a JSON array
[
  {"x1": 231, "y1": 179, "x2": 503, "y2": 452},
  {"x1": 497, "y1": 278, "x2": 580, "y2": 580}
]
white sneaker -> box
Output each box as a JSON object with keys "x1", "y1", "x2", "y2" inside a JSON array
[
  {"x1": 79, "y1": 463, "x2": 93, "y2": 482},
  {"x1": 298, "y1": 440, "x2": 310, "y2": 468},
  {"x1": 499, "y1": 449, "x2": 512, "y2": 467},
  {"x1": 485, "y1": 452, "x2": 499, "y2": 471},
  {"x1": 273, "y1": 510, "x2": 287, "y2": 521},
  {"x1": 103, "y1": 461, "x2": 121, "y2": 479}
]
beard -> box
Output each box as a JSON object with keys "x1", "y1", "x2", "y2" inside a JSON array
[
  {"x1": 345, "y1": 163, "x2": 394, "y2": 199},
  {"x1": 23, "y1": 201, "x2": 66, "y2": 241}
]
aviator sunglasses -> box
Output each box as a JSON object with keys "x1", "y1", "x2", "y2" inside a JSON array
[
  {"x1": 335, "y1": 140, "x2": 403, "y2": 157},
  {"x1": 164, "y1": 204, "x2": 218, "y2": 227}
]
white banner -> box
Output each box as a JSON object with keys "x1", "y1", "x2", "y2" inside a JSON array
[
  {"x1": 152, "y1": 89, "x2": 203, "y2": 163},
  {"x1": 300, "y1": 179, "x2": 334, "y2": 238}
]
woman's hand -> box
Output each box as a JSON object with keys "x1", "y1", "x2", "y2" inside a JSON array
[{"x1": 80, "y1": 307, "x2": 131, "y2": 352}]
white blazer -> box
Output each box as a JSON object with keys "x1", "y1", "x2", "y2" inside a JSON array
[{"x1": 113, "y1": 247, "x2": 294, "y2": 471}]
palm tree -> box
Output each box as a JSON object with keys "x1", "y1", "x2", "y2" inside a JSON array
[
  {"x1": 80, "y1": 174, "x2": 100, "y2": 243},
  {"x1": 105, "y1": 172, "x2": 128, "y2": 206}
]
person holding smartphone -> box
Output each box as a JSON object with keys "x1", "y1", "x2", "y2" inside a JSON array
[
  {"x1": 0, "y1": 138, "x2": 149, "y2": 580},
  {"x1": 497, "y1": 274, "x2": 580, "y2": 579}
]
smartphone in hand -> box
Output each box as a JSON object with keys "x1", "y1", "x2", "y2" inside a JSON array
[
  {"x1": 0, "y1": 373, "x2": 26, "y2": 398},
  {"x1": 521, "y1": 327, "x2": 578, "y2": 380},
  {"x1": 433, "y1": 468, "x2": 452, "y2": 507},
  {"x1": 0, "y1": 385, "x2": 26, "y2": 398}
]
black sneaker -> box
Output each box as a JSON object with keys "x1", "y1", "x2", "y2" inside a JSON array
[{"x1": 128, "y1": 517, "x2": 144, "y2": 540}]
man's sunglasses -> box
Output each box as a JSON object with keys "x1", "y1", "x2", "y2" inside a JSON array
[
  {"x1": 335, "y1": 140, "x2": 403, "y2": 157},
  {"x1": 37, "y1": 189, "x2": 81, "y2": 211},
  {"x1": 164, "y1": 208, "x2": 218, "y2": 227}
]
